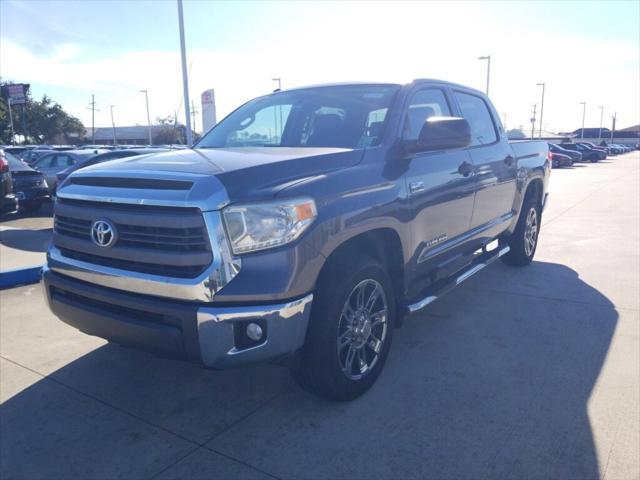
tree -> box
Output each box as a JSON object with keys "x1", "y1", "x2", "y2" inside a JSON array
[
  {"x1": 152, "y1": 116, "x2": 201, "y2": 145},
  {"x1": 0, "y1": 80, "x2": 85, "y2": 144}
]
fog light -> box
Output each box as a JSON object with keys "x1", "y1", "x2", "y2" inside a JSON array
[{"x1": 246, "y1": 322, "x2": 263, "y2": 341}]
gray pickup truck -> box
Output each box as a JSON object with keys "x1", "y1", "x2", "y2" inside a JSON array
[{"x1": 44, "y1": 80, "x2": 549, "y2": 400}]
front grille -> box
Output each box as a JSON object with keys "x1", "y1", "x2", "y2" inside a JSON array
[
  {"x1": 53, "y1": 198, "x2": 213, "y2": 278},
  {"x1": 50, "y1": 286, "x2": 167, "y2": 325}
]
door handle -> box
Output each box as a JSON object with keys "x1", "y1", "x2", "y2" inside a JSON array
[
  {"x1": 504, "y1": 155, "x2": 515, "y2": 166},
  {"x1": 458, "y1": 161, "x2": 474, "y2": 177}
]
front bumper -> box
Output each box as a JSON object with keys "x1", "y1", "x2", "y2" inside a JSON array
[
  {"x1": 1, "y1": 194, "x2": 19, "y2": 214},
  {"x1": 43, "y1": 267, "x2": 313, "y2": 368}
]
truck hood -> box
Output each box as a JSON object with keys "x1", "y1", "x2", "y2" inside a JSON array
[{"x1": 62, "y1": 147, "x2": 363, "y2": 209}]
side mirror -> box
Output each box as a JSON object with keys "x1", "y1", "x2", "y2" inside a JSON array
[{"x1": 414, "y1": 117, "x2": 471, "y2": 152}]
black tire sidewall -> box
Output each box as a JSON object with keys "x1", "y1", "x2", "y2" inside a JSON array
[{"x1": 296, "y1": 257, "x2": 395, "y2": 400}]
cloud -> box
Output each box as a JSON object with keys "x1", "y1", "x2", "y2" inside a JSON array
[{"x1": 1, "y1": 3, "x2": 638, "y2": 132}]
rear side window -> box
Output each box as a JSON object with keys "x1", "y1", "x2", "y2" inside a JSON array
[
  {"x1": 454, "y1": 91, "x2": 498, "y2": 146},
  {"x1": 403, "y1": 89, "x2": 451, "y2": 141}
]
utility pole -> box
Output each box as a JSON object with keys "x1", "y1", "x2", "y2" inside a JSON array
[
  {"x1": 530, "y1": 104, "x2": 537, "y2": 139},
  {"x1": 536, "y1": 82, "x2": 545, "y2": 139},
  {"x1": 110, "y1": 105, "x2": 117, "y2": 145},
  {"x1": 478, "y1": 56, "x2": 491, "y2": 95},
  {"x1": 610, "y1": 112, "x2": 616, "y2": 143},
  {"x1": 272, "y1": 77, "x2": 283, "y2": 141},
  {"x1": 579, "y1": 102, "x2": 586, "y2": 138},
  {"x1": 598, "y1": 105, "x2": 604, "y2": 141},
  {"x1": 190, "y1": 100, "x2": 198, "y2": 136},
  {"x1": 140, "y1": 90, "x2": 153, "y2": 145},
  {"x1": 177, "y1": 0, "x2": 192, "y2": 146},
  {"x1": 87, "y1": 95, "x2": 99, "y2": 143}
]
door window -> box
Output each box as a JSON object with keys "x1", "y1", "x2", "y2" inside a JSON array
[
  {"x1": 55, "y1": 154, "x2": 75, "y2": 166},
  {"x1": 34, "y1": 154, "x2": 55, "y2": 168},
  {"x1": 453, "y1": 91, "x2": 498, "y2": 146},
  {"x1": 403, "y1": 89, "x2": 451, "y2": 140}
]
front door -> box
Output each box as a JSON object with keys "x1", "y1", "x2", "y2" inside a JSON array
[{"x1": 403, "y1": 87, "x2": 476, "y2": 280}]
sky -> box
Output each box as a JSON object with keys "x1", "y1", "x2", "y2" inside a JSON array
[{"x1": 1, "y1": 0, "x2": 639, "y2": 133}]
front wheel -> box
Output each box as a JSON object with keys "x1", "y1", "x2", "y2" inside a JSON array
[
  {"x1": 291, "y1": 256, "x2": 395, "y2": 401},
  {"x1": 501, "y1": 194, "x2": 541, "y2": 267}
]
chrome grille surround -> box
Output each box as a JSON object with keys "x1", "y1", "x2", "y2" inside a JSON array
[{"x1": 49, "y1": 171, "x2": 241, "y2": 302}]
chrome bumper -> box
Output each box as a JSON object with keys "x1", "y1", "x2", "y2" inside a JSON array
[
  {"x1": 197, "y1": 294, "x2": 313, "y2": 367},
  {"x1": 43, "y1": 266, "x2": 312, "y2": 368}
]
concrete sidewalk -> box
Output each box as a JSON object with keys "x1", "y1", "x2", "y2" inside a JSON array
[{"x1": 1, "y1": 153, "x2": 638, "y2": 479}]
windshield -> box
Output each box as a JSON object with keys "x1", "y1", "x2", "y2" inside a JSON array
[{"x1": 196, "y1": 84, "x2": 400, "y2": 149}]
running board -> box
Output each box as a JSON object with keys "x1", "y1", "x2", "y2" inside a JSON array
[{"x1": 407, "y1": 245, "x2": 510, "y2": 314}]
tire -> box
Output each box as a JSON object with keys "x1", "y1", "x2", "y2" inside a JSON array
[
  {"x1": 291, "y1": 255, "x2": 396, "y2": 401},
  {"x1": 22, "y1": 201, "x2": 42, "y2": 213},
  {"x1": 501, "y1": 192, "x2": 541, "y2": 267}
]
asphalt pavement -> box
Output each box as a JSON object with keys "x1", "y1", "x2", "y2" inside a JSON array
[{"x1": 1, "y1": 152, "x2": 638, "y2": 479}]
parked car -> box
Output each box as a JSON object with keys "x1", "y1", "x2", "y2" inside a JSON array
[
  {"x1": 20, "y1": 148, "x2": 56, "y2": 165},
  {"x1": 30, "y1": 149, "x2": 108, "y2": 192},
  {"x1": 4, "y1": 151, "x2": 50, "y2": 212},
  {"x1": 549, "y1": 143, "x2": 582, "y2": 162},
  {"x1": 0, "y1": 151, "x2": 18, "y2": 216},
  {"x1": 44, "y1": 80, "x2": 550, "y2": 400},
  {"x1": 559, "y1": 143, "x2": 605, "y2": 162},
  {"x1": 55, "y1": 148, "x2": 170, "y2": 187},
  {"x1": 577, "y1": 142, "x2": 608, "y2": 157},
  {"x1": 550, "y1": 152, "x2": 573, "y2": 168}
]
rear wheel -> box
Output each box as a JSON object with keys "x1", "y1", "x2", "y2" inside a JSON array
[
  {"x1": 501, "y1": 192, "x2": 541, "y2": 267},
  {"x1": 291, "y1": 255, "x2": 395, "y2": 401}
]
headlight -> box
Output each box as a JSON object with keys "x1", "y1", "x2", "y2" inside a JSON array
[{"x1": 222, "y1": 198, "x2": 317, "y2": 254}]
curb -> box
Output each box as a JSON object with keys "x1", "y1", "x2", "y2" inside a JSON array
[{"x1": 0, "y1": 266, "x2": 44, "y2": 290}]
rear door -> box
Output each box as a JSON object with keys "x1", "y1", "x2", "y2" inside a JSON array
[
  {"x1": 453, "y1": 90, "x2": 516, "y2": 229},
  {"x1": 403, "y1": 87, "x2": 476, "y2": 275}
]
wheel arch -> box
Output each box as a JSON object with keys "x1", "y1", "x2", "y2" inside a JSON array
[{"x1": 316, "y1": 228, "x2": 406, "y2": 326}]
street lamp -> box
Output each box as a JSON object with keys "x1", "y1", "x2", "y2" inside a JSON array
[
  {"x1": 110, "y1": 105, "x2": 117, "y2": 145},
  {"x1": 598, "y1": 105, "x2": 604, "y2": 142},
  {"x1": 579, "y1": 102, "x2": 586, "y2": 139},
  {"x1": 177, "y1": 0, "x2": 192, "y2": 146},
  {"x1": 478, "y1": 56, "x2": 491, "y2": 95},
  {"x1": 140, "y1": 90, "x2": 152, "y2": 146},
  {"x1": 536, "y1": 82, "x2": 545, "y2": 139}
]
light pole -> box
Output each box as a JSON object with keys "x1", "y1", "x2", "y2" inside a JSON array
[
  {"x1": 598, "y1": 105, "x2": 604, "y2": 142},
  {"x1": 110, "y1": 105, "x2": 117, "y2": 145},
  {"x1": 140, "y1": 90, "x2": 152, "y2": 146},
  {"x1": 478, "y1": 56, "x2": 491, "y2": 95},
  {"x1": 177, "y1": 0, "x2": 192, "y2": 146},
  {"x1": 536, "y1": 82, "x2": 545, "y2": 139},
  {"x1": 579, "y1": 102, "x2": 586, "y2": 138}
]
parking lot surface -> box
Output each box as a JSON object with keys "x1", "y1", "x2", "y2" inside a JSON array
[
  {"x1": 0, "y1": 202, "x2": 52, "y2": 271},
  {"x1": 1, "y1": 152, "x2": 639, "y2": 479}
]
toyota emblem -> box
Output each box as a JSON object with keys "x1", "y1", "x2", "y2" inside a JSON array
[{"x1": 91, "y1": 219, "x2": 117, "y2": 248}]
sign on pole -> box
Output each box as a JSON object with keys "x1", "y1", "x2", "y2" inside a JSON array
[
  {"x1": 2, "y1": 84, "x2": 29, "y2": 105},
  {"x1": 201, "y1": 89, "x2": 217, "y2": 134}
]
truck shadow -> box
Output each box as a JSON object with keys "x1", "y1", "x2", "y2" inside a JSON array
[
  {"x1": 0, "y1": 228, "x2": 52, "y2": 253},
  {"x1": 1, "y1": 261, "x2": 617, "y2": 479}
]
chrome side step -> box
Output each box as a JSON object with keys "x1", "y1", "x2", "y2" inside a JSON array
[{"x1": 407, "y1": 245, "x2": 510, "y2": 314}]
